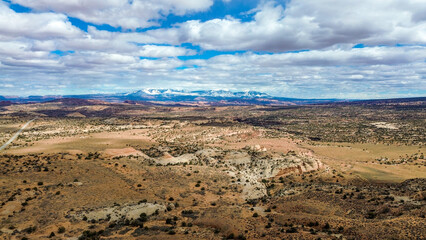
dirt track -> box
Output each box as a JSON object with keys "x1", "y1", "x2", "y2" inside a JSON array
[{"x1": 0, "y1": 118, "x2": 36, "y2": 151}]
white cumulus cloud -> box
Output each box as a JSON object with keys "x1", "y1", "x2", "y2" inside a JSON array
[
  {"x1": 11, "y1": 0, "x2": 214, "y2": 29},
  {"x1": 146, "y1": 0, "x2": 426, "y2": 51},
  {"x1": 0, "y1": 2, "x2": 82, "y2": 40}
]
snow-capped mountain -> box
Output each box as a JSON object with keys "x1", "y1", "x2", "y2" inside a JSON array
[
  {"x1": 1, "y1": 89, "x2": 343, "y2": 106},
  {"x1": 125, "y1": 89, "x2": 271, "y2": 99}
]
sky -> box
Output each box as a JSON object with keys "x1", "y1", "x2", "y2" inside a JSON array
[{"x1": 0, "y1": 0, "x2": 425, "y2": 99}]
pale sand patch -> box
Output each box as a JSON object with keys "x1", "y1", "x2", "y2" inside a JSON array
[
  {"x1": 371, "y1": 122, "x2": 398, "y2": 129},
  {"x1": 66, "y1": 112, "x2": 86, "y2": 118},
  {"x1": 5, "y1": 129, "x2": 154, "y2": 154},
  {"x1": 104, "y1": 147, "x2": 149, "y2": 158}
]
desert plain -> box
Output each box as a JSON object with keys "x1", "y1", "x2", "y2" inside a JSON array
[{"x1": 0, "y1": 98, "x2": 424, "y2": 240}]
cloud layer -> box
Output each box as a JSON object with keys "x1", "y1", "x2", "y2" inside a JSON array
[
  {"x1": 11, "y1": 0, "x2": 214, "y2": 29},
  {"x1": 0, "y1": 0, "x2": 425, "y2": 98}
]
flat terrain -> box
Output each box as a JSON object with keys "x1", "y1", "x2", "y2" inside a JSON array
[
  {"x1": 0, "y1": 99, "x2": 424, "y2": 239},
  {"x1": 305, "y1": 143, "x2": 424, "y2": 182}
]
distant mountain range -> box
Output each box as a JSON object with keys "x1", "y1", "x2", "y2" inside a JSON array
[
  {"x1": 0, "y1": 89, "x2": 344, "y2": 106},
  {"x1": 124, "y1": 89, "x2": 272, "y2": 99},
  {"x1": 1, "y1": 90, "x2": 424, "y2": 107}
]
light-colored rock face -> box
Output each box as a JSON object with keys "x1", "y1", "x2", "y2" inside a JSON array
[
  {"x1": 226, "y1": 153, "x2": 323, "y2": 200},
  {"x1": 75, "y1": 202, "x2": 166, "y2": 222},
  {"x1": 223, "y1": 151, "x2": 251, "y2": 165},
  {"x1": 152, "y1": 148, "x2": 225, "y2": 165},
  {"x1": 155, "y1": 153, "x2": 198, "y2": 165},
  {"x1": 138, "y1": 146, "x2": 323, "y2": 201}
]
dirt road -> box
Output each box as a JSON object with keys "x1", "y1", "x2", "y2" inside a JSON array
[{"x1": 0, "y1": 118, "x2": 36, "y2": 151}]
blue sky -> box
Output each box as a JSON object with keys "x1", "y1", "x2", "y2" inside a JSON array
[{"x1": 0, "y1": 0, "x2": 425, "y2": 98}]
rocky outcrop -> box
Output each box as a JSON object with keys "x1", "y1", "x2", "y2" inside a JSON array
[
  {"x1": 136, "y1": 146, "x2": 324, "y2": 200},
  {"x1": 228, "y1": 153, "x2": 324, "y2": 200},
  {"x1": 74, "y1": 202, "x2": 166, "y2": 222}
]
